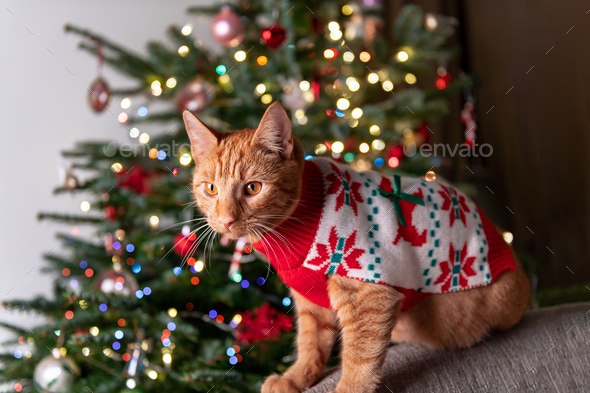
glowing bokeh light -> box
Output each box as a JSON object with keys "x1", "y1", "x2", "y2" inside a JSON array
[
  {"x1": 336, "y1": 98, "x2": 350, "y2": 110},
  {"x1": 178, "y1": 46, "x2": 189, "y2": 56},
  {"x1": 332, "y1": 141, "x2": 344, "y2": 153},
  {"x1": 397, "y1": 51, "x2": 409, "y2": 62}
]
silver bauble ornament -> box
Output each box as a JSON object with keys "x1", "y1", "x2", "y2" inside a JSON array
[
  {"x1": 33, "y1": 355, "x2": 80, "y2": 393},
  {"x1": 63, "y1": 170, "x2": 78, "y2": 191},
  {"x1": 176, "y1": 78, "x2": 215, "y2": 114},
  {"x1": 93, "y1": 268, "x2": 139, "y2": 297}
]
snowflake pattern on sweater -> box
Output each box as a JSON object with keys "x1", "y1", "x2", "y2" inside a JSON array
[{"x1": 303, "y1": 158, "x2": 505, "y2": 294}]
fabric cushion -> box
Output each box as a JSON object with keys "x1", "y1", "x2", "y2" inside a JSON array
[{"x1": 306, "y1": 302, "x2": 590, "y2": 392}]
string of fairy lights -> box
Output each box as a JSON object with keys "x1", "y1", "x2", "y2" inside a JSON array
[
  {"x1": 19, "y1": 6, "x2": 513, "y2": 390},
  {"x1": 105, "y1": 3, "x2": 445, "y2": 177},
  {"x1": 49, "y1": 216, "x2": 256, "y2": 378},
  {"x1": 73, "y1": 5, "x2": 470, "y2": 374}
]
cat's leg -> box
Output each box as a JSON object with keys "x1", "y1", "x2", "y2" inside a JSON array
[
  {"x1": 261, "y1": 291, "x2": 338, "y2": 393},
  {"x1": 327, "y1": 275, "x2": 403, "y2": 393},
  {"x1": 391, "y1": 256, "x2": 529, "y2": 350}
]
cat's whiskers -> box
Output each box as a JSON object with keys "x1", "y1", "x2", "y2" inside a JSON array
[
  {"x1": 251, "y1": 226, "x2": 276, "y2": 264},
  {"x1": 178, "y1": 223, "x2": 213, "y2": 268},
  {"x1": 258, "y1": 214, "x2": 311, "y2": 230},
  {"x1": 256, "y1": 219, "x2": 301, "y2": 238},
  {"x1": 202, "y1": 226, "x2": 219, "y2": 273},
  {"x1": 210, "y1": 232, "x2": 219, "y2": 268},
  {"x1": 253, "y1": 223, "x2": 295, "y2": 275},
  {"x1": 180, "y1": 200, "x2": 198, "y2": 216},
  {"x1": 180, "y1": 225, "x2": 213, "y2": 268},
  {"x1": 181, "y1": 200, "x2": 198, "y2": 210},
  {"x1": 255, "y1": 225, "x2": 297, "y2": 255},
  {"x1": 155, "y1": 217, "x2": 209, "y2": 235},
  {"x1": 289, "y1": 198, "x2": 310, "y2": 209},
  {"x1": 197, "y1": 227, "x2": 218, "y2": 278},
  {"x1": 251, "y1": 227, "x2": 277, "y2": 281},
  {"x1": 256, "y1": 221, "x2": 297, "y2": 245},
  {"x1": 257, "y1": 214, "x2": 309, "y2": 225},
  {"x1": 156, "y1": 222, "x2": 210, "y2": 266},
  {"x1": 257, "y1": 226, "x2": 299, "y2": 281}
]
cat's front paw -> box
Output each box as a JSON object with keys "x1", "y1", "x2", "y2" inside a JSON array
[{"x1": 261, "y1": 374, "x2": 300, "y2": 393}]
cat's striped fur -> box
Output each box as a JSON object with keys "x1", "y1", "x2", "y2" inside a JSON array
[{"x1": 183, "y1": 103, "x2": 530, "y2": 393}]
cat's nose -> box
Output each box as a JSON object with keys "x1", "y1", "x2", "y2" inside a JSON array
[{"x1": 218, "y1": 216, "x2": 235, "y2": 228}]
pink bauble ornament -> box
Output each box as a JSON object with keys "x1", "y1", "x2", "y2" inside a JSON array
[
  {"x1": 88, "y1": 77, "x2": 111, "y2": 112},
  {"x1": 210, "y1": 6, "x2": 244, "y2": 47},
  {"x1": 176, "y1": 78, "x2": 215, "y2": 114}
]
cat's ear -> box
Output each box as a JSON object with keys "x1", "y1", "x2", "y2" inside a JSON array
[
  {"x1": 183, "y1": 111, "x2": 220, "y2": 160},
  {"x1": 253, "y1": 102, "x2": 293, "y2": 158}
]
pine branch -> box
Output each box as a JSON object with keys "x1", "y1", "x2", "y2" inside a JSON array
[
  {"x1": 65, "y1": 24, "x2": 159, "y2": 77},
  {"x1": 185, "y1": 5, "x2": 224, "y2": 14},
  {"x1": 111, "y1": 87, "x2": 146, "y2": 96},
  {"x1": 75, "y1": 354, "x2": 120, "y2": 376},
  {"x1": 37, "y1": 212, "x2": 103, "y2": 224},
  {"x1": 0, "y1": 321, "x2": 29, "y2": 336},
  {"x1": 126, "y1": 111, "x2": 183, "y2": 125}
]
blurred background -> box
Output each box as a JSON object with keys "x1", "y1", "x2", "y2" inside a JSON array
[
  {"x1": 0, "y1": 0, "x2": 212, "y2": 340},
  {"x1": 1, "y1": 1, "x2": 589, "y2": 392}
]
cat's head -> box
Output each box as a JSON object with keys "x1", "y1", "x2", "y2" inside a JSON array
[{"x1": 183, "y1": 102, "x2": 305, "y2": 241}]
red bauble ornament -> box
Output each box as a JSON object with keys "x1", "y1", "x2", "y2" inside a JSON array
[
  {"x1": 176, "y1": 78, "x2": 215, "y2": 114},
  {"x1": 103, "y1": 206, "x2": 117, "y2": 221},
  {"x1": 344, "y1": 138, "x2": 357, "y2": 151},
  {"x1": 261, "y1": 25, "x2": 287, "y2": 50},
  {"x1": 116, "y1": 166, "x2": 155, "y2": 195},
  {"x1": 312, "y1": 81, "x2": 320, "y2": 101},
  {"x1": 435, "y1": 72, "x2": 451, "y2": 90},
  {"x1": 174, "y1": 232, "x2": 198, "y2": 257},
  {"x1": 210, "y1": 6, "x2": 244, "y2": 47},
  {"x1": 88, "y1": 77, "x2": 111, "y2": 112},
  {"x1": 417, "y1": 123, "x2": 430, "y2": 144},
  {"x1": 388, "y1": 145, "x2": 404, "y2": 160}
]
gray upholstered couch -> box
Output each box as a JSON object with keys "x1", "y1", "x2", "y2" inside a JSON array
[{"x1": 306, "y1": 302, "x2": 589, "y2": 392}]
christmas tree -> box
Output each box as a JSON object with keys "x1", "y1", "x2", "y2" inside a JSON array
[{"x1": 1, "y1": 2, "x2": 472, "y2": 392}]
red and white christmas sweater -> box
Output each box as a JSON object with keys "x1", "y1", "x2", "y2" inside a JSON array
[{"x1": 253, "y1": 158, "x2": 516, "y2": 311}]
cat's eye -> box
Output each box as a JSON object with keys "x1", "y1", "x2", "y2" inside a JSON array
[
  {"x1": 245, "y1": 182, "x2": 262, "y2": 196},
  {"x1": 203, "y1": 183, "x2": 218, "y2": 196}
]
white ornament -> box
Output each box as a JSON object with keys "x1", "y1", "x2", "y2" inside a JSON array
[{"x1": 33, "y1": 355, "x2": 80, "y2": 393}]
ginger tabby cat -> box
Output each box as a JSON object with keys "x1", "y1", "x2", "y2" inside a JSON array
[{"x1": 182, "y1": 103, "x2": 530, "y2": 393}]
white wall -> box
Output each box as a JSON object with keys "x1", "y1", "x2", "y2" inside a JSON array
[{"x1": 0, "y1": 0, "x2": 213, "y2": 341}]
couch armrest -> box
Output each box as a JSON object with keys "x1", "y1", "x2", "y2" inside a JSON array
[{"x1": 305, "y1": 302, "x2": 590, "y2": 392}]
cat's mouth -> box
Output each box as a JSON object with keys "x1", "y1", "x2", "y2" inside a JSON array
[
  {"x1": 207, "y1": 217, "x2": 273, "y2": 243},
  {"x1": 210, "y1": 223, "x2": 247, "y2": 240},
  {"x1": 212, "y1": 224, "x2": 265, "y2": 244},
  {"x1": 221, "y1": 227, "x2": 241, "y2": 239}
]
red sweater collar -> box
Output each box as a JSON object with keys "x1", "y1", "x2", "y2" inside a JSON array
[{"x1": 253, "y1": 160, "x2": 324, "y2": 271}]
